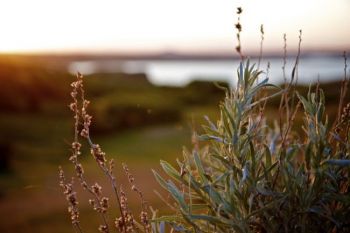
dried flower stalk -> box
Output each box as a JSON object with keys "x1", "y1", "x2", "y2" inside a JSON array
[
  {"x1": 61, "y1": 72, "x2": 151, "y2": 233},
  {"x1": 59, "y1": 167, "x2": 83, "y2": 233}
]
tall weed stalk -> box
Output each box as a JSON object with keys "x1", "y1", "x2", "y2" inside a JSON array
[{"x1": 59, "y1": 73, "x2": 151, "y2": 233}]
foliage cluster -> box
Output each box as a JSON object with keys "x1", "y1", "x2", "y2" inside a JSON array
[{"x1": 153, "y1": 60, "x2": 350, "y2": 232}]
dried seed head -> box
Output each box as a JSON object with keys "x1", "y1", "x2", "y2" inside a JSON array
[
  {"x1": 71, "y1": 80, "x2": 83, "y2": 89},
  {"x1": 92, "y1": 183, "x2": 102, "y2": 196},
  {"x1": 98, "y1": 225, "x2": 109, "y2": 233},
  {"x1": 69, "y1": 102, "x2": 77, "y2": 112},
  {"x1": 341, "y1": 103, "x2": 350, "y2": 123},
  {"x1": 109, "y1": 159, "x2": 115, "y2": 173},
  {"x1": 335, "y1": 102, "x2": 350, "y2": 133},
  {"x1": 260, "y1": 24, "x2": 264, "y2": 35},
  {"x1": 83, "y1": 114, "x2": 92, "y2": 126},
  {"x1": 91, "y1": 144, "x2": 107, "y2": 165},
  {"x1": 123, "y1": 163, "x2": 135, "y2": 183},
  {"x1": 83, "y1": 100, "x2": 90, "y2": 108},
  {"x1": 236, "y1": 45, "x2": 241, "y2": 53},
  {"x1": 70, "y1": 90, "x2": 78, "y2": 99},
  {"x1": 75, "y1": 163, "x2": 84, "y2": 176},
  {"x1": 72, "y1": 142, "x2": 81, "y2": 151},
  {"x1": 80, "y1": 94, "x2": 92, "y2": 138},
  {"x1": 80, "y1": 129, "x2": 89, "y2": 138},
  {"x1": 115, "y1": 187, "x2": 136, "y2": 233},
  {"x1": 140, "y1": 211, "x2": 151, "y2": 231},
  {"x1": 89, "y1": 199, "x2": 95, "y2": 206},
  {"x1": 59, "y1": 167, "x2": 81, "y2": 226},
  {"x1": 131, "y1": 185, "x2": 137, "y2": 192},
  {"x1": 124, "y1": 213, "x2": 135, "y2": 233},
  {"x1": 120, "y1": 189, "x2": 128, "y2": 211},
  {"x1": 81, "y1": 181, "x2": 88, "y2": 189},
  {"x1": 235, "y1": 23, "x2": 242, "y2": 32},
  {"x1": 115, "y1": 217, "x2": 124, "y2": 232},
  {"x1": 68, "y1": 206, "x2": 80, "y2": 224},
  {"x1": 68, "y1": 154, "x2": 77, "y2": 163},
  {"x1": 100, "y1": 197, "x2": 109, "y2": 213},
  {"x1": 58, "y1": 166, "x2": 65, "y2": 186},
  {"x1": 67, "y1": 192, "x2": 78, "y2": 206}
]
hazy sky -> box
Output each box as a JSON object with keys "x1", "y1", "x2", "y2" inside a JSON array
[{"x1": 0, "y1": 0, "x2": 349, "y2": 54}]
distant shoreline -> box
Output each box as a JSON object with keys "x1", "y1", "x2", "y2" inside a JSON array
[{"x1": 0, "y1": 50, "x2": 346, "y2": 63}]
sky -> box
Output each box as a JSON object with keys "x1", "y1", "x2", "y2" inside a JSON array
[{"x1": 0, "y1": 0, "x2": 349, "y2": 54}]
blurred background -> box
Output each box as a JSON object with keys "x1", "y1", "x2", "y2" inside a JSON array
[{"x1": 0, "y1": 0, "x2": 349, "y2": 232}]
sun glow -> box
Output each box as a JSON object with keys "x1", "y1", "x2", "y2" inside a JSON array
[{"x1": 0, "y1": 0, "x2": 349, "y2": 54}]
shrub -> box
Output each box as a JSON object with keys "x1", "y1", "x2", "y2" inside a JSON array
[{"x1": 152, "y1": 60, "x2": 350, "y2": 232}]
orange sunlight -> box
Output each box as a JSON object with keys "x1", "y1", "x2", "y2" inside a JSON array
[{"x1": 0, "y1": 0, "x2": 349, "y2": 54}]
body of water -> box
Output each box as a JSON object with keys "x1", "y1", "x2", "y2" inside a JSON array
[{"x1": 69, "y1": 56, "x2": 346, "y2": 86}]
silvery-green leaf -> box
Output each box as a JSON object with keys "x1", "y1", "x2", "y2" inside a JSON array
[
  {"x1": 160, "y1": 160, "x2": 181, "y2": 181},
  {"x1": 159, "y1": 221, "x2": 165, "y2": 233},
  {"x1": 325, "y1": 159, "x2": 350, "y2": 167},
  {"x1": 193, "y1": 151, "x2": 208, "y2": 185}
]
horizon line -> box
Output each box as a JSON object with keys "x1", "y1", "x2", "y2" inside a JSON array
[{"x1": 0, "y1": 49, "x2": 348, "y2": 60}]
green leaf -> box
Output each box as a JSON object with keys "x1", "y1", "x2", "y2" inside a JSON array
[
  {"x1": 308, "y1": 206, "x2": 340, "y2": 227},
  {"x1": 193, "y1": 151, "x2": 208, "y2": 185},
  {"x1": 263, "y1": 144, "x2": 272, "y2": 168},
  {"x1": 152, "y1": 169, "x2": 168, "y2": 190},
  {"x1": 160, "y1": 160, "x2": 181, "y2": 181},
  {"x1": 324, "y1": 159, "x2": 350, "y2": 167},
  {"x1": 204, "y1": 115, "x2": 217, "y2": 131},
  {"x1": 189, "y1": 214, "x2": 233, "y2": 226},
  {"x1": 212, "y1": 171, "x2": 230, "y2": 185},
  {"x1": 167, "y1": 180, "x2": 188, "y2": 211},
  {"x1": 199, "y1": 134, "x2": 226, "y2": 144},
  {"x1": 257, "y1": 161, "x2": 278, "y2": 181},
  {"x1": 223, "y1": 104, "x2": 236, "y2": 136},
  {"x1": 152, "y1": 215, "x2": 183, "y2": 222},
  {"x1": 305, "y1": 143, "x2": 312, "y2": 170},
  {"x1": 202, "y1": 184, "x2": 233, "y2": 214},
  {"x1": 249, "y1": 141, "x2": 256, "y2": 179},
  {"x1": 297, "y1": 92, "x2": 313, "y2": 115}
]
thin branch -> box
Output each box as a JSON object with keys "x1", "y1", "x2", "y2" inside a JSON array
[{"x1": 257, "y1": 24, "x2": 264, "y2": 70}]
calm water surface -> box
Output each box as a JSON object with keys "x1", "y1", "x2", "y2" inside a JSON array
[{"x1": 69, "y1": 56, "x2": 346, "y2": 86}]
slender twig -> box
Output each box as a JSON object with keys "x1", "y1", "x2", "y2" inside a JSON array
[
  {"x1": 122, "y1": 163, "x2": 151, "y2": 233},
  {"x1": 282, "y1": 33, "x2": 287, "y2": 84},
  {"x1": 235, "y1": 7, "x2": 244, "y2": 60},
  {"x1": 291, "y1": 30, "x2": 302, "y2": 86},
  {"x1": 281, "y1": 101, "x2": 301, "y2": 147},
  {"x1": 279, "y1": 34, "x2": 288, "y2": 141},
  {"x1": 279, "y1": 30, "x2": 302, "y2": 147},
  {"x1": 257, "y1": 24, "x2": 264, "y2": 70},
  {"x1": 335, "y1": 52, "x2": 349, "y2": 127},
  {"x1": 59, "y1": 167, "x2": 84, "y2": 233}
]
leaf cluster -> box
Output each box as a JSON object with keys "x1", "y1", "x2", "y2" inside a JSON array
[{"x1": 153, "y1": 61, "x2": 350, "y2": 233}]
